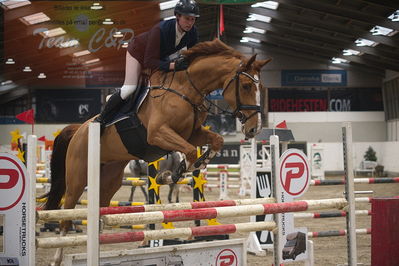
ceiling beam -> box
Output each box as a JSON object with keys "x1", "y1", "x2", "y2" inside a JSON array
[
  {"x1": 236, "y1": 19, "x2": 399, "y2": 62},
  {"x1": 240, "y1": 6, "x2": 399, "y2": 48},
  {"x1": 358, "y1": 0, "x2": 399, "y2": 9},
  {"x1": 276, "y1": 0, "x2": 399, "y2": 31},
  {"x1": 235, "y1": 28, "x2": 399, "y2": 71},
  {"x1": 227, "y1": 36, "x2": 385, "y2": 76}
]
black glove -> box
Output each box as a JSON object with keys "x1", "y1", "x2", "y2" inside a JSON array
[{"x1": 174, "y1": 56, "x2": 189, "y2": 71}]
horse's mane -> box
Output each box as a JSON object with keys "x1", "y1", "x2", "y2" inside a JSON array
[{"x1": 182, "y1": 39, "x2": 245, "y2": 62}]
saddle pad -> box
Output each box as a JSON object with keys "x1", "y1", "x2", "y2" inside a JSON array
[{"x1": 114, "y1": 113, "x2": 170, "y2": 162}]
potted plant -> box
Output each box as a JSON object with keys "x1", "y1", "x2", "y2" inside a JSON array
[{"x1": 363, "y1": 146, "x2": 384, "y2": 177}]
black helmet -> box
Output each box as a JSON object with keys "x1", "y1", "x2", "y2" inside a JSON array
[{"x1": 174, "y1": 0, "x2": 200, "y2": 17}]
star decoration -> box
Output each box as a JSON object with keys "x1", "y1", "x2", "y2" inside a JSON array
[
  {"x1": 10, "y1": 129, "x2": 22, "y2": 144},
  {"x1": 148, "y1": 175, "x2": 161, "y2": 193},
  {"x1": 149, "y1": 157, "x2": 165, "y2": 170},
  {"x1": 16, "y1": 149, "x2": 25, "y2": 162},
  {"x1": 207, "y1": 218, "x2": 221, "y2": 226},
  {"x1": 192, "y1": 173, "x2": 207, "y2": 192},
  {"x1": 162, "y1": 222, "x2": 175, "y2": 229},
  {"x1": 53, "y1": 129, "x2": 62, "y2": 138}
]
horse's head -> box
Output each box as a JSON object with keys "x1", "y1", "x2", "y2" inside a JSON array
[{"x1": 222, "y1": 54, "x2": 271, "y2": 139}]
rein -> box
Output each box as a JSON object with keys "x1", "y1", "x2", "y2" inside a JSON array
[{"x1": 148, "y1": 62, "x2": 262, "y2": 132}]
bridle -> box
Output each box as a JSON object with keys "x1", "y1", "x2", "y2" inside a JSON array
[
  {"x1": 150, "y1": 62, "x2": 262, "y2": 130},
  {"x1": 221, "y1": 70, "x2": 261, "y2": 124}
]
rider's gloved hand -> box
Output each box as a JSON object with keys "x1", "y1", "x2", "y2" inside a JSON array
[{"x1": 174, "y1": 56, "x2": 189, "y2": 71}]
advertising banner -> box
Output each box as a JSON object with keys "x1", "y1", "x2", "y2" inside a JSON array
[{"x1": 3, "y1": 1, "x2": 159, "y2": 88}]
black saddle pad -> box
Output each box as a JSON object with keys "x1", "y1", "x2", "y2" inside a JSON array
[{"x1": 114, "y1": 113, "x2": 169, "y2": 162}]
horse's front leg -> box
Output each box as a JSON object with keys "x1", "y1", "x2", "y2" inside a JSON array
[
  {"x1": 147, "y1": 125, "x2": 198, "y2": 166},
  {"x1": 187, "y1": 125, "x2": 224, "y2": 170}
]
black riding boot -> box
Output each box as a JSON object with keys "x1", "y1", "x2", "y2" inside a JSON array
[{"x1": 94, "y1": 91, "x2": 124, "y2": 132}]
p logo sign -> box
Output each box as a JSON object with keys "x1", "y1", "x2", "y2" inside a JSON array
[
  {"x1": 279, "y1": 149, "x2": 309, "y2": 198},
  {"x1": 0, "y1": 154, "x2": 26, "y2": 211},
  {"x1": 215, "y1": 249, "x2": 238, "y2": 266}
]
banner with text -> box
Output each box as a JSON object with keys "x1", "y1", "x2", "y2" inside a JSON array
[{"x1": 269, "y1": 87, "x2": 382, "y2": 112}]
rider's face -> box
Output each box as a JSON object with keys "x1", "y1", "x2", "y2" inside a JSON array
[{"x1": 177, "y1": 14, "x2": 196, "y2": 32}]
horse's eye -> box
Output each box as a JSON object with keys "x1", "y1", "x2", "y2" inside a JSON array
[{"x1": 243, "y1": 84, "x2": 251, "y2": 90}]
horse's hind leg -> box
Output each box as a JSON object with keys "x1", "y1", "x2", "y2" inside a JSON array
[
  {"x1": 53, "y1": 147, "x2": 88, "y2": 265},
  {"x1": 129, "y1": 186, "x2": 136, "y2": 202},
  {"x1": 168, "y1": 184, "x2": 174, "y2": 203},
  {"x1": 100, "y1": 161, "x2": 129, "y2": 207}
]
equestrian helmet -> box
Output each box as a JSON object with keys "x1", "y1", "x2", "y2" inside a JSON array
[{"x1": 174, "y1": 0, "x2": 200, "y2": 17}]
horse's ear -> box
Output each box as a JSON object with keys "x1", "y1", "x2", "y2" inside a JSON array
[
  {"x1": 254, "y1": 58, "x2": 272, "y2": 71},
  {"x1": 244, "y1": 54, "x2": 257, "y2": 70}
]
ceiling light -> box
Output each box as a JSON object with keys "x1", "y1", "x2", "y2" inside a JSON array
[
  {"x1": 57, "y1": 39, "x2": 80, "y2": 48},
  {"x1": 20, "y1": 12, "x2": 50, "y2": 25},
  {"x1": 6, "y1": 58, "x2": 15, "y2": 64},
  {"x1": 122, "y1": 42, "x2": 129, "y2": 48},
  {"x1": 342, "y1": 49, "x2": 360, "y2": 56},
  {"x1": 40, "y1": 28, "x2": 66, "y2": 38},
  {"x1": 73, "y1": 50, "x2": 91, "y2": 57},
  {"x1": 91, "y1": 3, "x2": 103, "y2": 10},
  {"x1": 103, "y1": 19, "x2": 114, "y2": 25},
  {"x1": 23, "y1": 66, "x2": 32, "y2": 72},
  {"x1": 370, "y1": 26, "x2": 394, "y2": 36},
  {"x1": 38, "y1": 73, "x2": 47, "y2": 79},
  {"x1": 247, "y1": 14, "x2": 271, "y2": 23},
  {"x1": 355, "y1": 38, "x2": 377, "y2": 47},
  {"x1": 388, "y1": 10, "x2": 399, "y2": 22},
  {"x1": 83, "y1": 58, "x2": 100, "y2": 65},
  {"x1": 113, "y1": 31, "x2": 123, "y2": 38},
  {"x1": 332, "y1": 57, "x2": 348, "y2": 64},
  {"x1": 1, "y1": 0, "x2": 31, "y2": 10},
  {"x1": 251, "y1": 1, "x2": 279, "y2": 10},
  {"x1": 243, "y1": 26, "x2": 265, "y2": 34},
  {"x1": 159, "y1": 0, "x2": 178, "y2": 11},
  {"x1": 1, "y1": 80, "x2": 13, "y2": 86},
  {"x1": 241, "y1": 37, "x2": 261, "y2": 43}
]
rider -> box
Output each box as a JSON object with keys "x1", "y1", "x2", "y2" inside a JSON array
[{"x1": 94, "y1": 0, "x2": 200, "y2": 128}]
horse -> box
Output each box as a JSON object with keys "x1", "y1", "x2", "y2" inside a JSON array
[
  {"x1": 43, "y1": 38, "x2": 270, "y2": 265},
  {"x1": 128, "y1": 151, "x2": 183, "y2": 203}
]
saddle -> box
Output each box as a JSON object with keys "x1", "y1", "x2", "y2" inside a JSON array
[{"x1": 106, "y1": 73, "x2": 151, "y2": 126}]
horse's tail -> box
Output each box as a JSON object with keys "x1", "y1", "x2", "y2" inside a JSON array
[{"x1": 42, "y1": 124, "x2": 80, "y2": 210}]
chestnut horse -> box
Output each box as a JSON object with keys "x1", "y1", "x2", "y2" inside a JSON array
[{"x1": 44, "y1": 39, "x2": 270, "y2": 264}]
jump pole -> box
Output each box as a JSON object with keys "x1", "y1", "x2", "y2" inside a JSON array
[
  {"x1": 101, "y1": 198, "x2": 348, "y2": 226},
  {"x1": 87, "y1": 122, "x2": 100, "y2": 266},
  {"x1": 27, "y1": 135, "x2": 37, "y2": 265},
  {"x1": 37, "y1": 198, "x2": 276, "y2": 221},
  {"x1": 342, "y1": 122, "x2": 357, "y2": 266}
]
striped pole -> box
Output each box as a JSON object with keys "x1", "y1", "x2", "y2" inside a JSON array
[
  {"x1": 308, "y1": 228, "x2": 371, "y2": 238},
  {"x1": 37, "y1": 197, "x2": 275, "y2": 221},
  {"x1": 37, "y1": 177, "x2": 399, "y2": 186},
  {"x1": 72, "y1": 220, "x2": 145, "y2": 230},
  {"x1": 102, "y1": 198, "x2": 348, "y2": 226},
  {"x1": 36, "y1": 198, "x2": 145, "y2": 207},
  {"x1": 294, "y1": 210, "x2": 371, "y2": 219},
  {"x1": 311, "y1": 177, "x2": 399, "y2": 186},
  {"x1": 36, "y1": 221, "x2": 276, "y2": 248}
]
